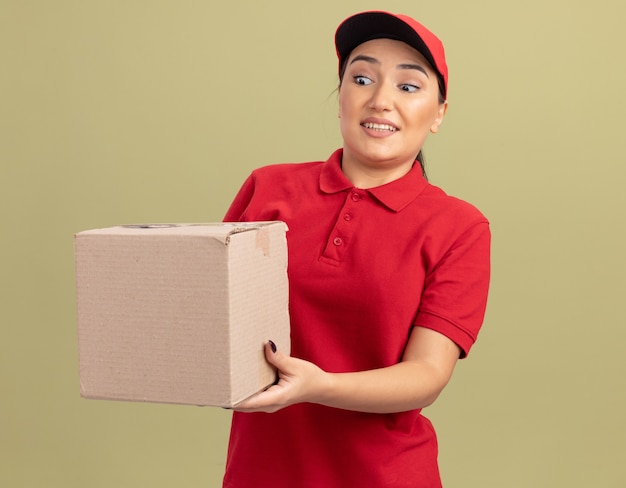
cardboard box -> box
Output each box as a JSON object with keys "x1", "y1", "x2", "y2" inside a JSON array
[{"x1": 74, "y1": 222, "x2": 290, "y2": 407}]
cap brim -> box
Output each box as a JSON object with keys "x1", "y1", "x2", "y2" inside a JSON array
[{"x1": 335, "y1": 12, "x2": 444, "y2": 96}]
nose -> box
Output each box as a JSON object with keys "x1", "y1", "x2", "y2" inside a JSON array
[{"x1": 368, "y1": 81, "x2": 394, "y2": 112}]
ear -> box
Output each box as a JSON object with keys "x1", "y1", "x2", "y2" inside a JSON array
[{"x1": 430, "y1": 101, "x2": 448, "y2": 134}]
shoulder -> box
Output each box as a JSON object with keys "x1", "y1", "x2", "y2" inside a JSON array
[
  {"x1": 225, "y1": 160, "x2": 324, "y2": 222},
  {"x1": 420, "y1": 182, "x2": 489, "y2": 226},
  {"x1": 411, "y1": 183, "x2": 491, "y2": 253}
]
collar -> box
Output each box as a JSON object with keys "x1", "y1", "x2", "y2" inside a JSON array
[{"x1": 319, "y1": 148, "x2": 429, "y2": 212}]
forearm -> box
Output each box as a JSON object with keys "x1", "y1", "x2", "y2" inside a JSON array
[{"x1": 316, "y1": 360, "x2": 450, "y2": 414}]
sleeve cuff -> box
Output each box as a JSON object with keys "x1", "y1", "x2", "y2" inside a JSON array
[{"x1": 414, "y1": 311, "x2": 477, "y2": 358}]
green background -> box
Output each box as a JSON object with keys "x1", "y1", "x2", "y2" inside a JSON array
[{"x1": 2, "y1": 0, "x2": 625, "y2": 486}]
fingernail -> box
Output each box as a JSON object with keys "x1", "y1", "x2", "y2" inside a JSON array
[{"x1": 269, "y1": 340, "x2": 277, "y2": 353}]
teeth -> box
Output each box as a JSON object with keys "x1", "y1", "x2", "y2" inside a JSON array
[{"x1": 363, "y1": 122, "x2": 397, "y2": 132}]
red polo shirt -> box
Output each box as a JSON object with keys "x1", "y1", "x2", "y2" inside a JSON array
[{"x1": 222, "y1": 149, "x2": 490, "y2": 488}]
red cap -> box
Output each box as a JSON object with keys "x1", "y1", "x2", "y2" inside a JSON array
[{"x1": 335, "y1": 11, "x2": 448, "y2": 99}]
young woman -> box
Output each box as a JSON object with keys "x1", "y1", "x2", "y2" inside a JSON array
[{"x1": 222, "y1": 11, "x2": 490, "y2": 488}]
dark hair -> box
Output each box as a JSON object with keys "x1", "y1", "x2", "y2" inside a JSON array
[{"x1": 338, "y1": 56, "x2": 446, "y2": 180}]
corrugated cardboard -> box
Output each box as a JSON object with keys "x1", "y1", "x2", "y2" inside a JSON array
[{"x1": 74, "y1": 222, "x2": 290, "y2": 407}]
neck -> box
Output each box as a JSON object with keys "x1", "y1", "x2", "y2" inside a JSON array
[{"x1": 341, "y1": 153, "x2": 415, "y2": 189}]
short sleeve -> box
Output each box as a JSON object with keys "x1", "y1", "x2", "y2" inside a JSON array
[{"x1": 414, "y1": 220, "x2": 491, "y2": 358}]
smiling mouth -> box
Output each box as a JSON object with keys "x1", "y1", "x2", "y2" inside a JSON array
[{"x1": 361, "y1": 122, "x2": 398, "y2": 132}]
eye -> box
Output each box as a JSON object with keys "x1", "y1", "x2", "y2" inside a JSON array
[
  {"x1": 353, "y1": 75, "x2": 373, "y2": 86},
  {"x1": 399, "y1": 84, "x2": 419, "y2": 93}
]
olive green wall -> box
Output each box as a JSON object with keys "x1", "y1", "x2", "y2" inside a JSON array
[{"x1": 1, "y1": 1, "x2": 624, "y2": 486}]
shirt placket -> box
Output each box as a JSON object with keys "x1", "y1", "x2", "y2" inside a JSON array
[{"x1": 321, "y1": 189, "x2": 365, "y2": 264}]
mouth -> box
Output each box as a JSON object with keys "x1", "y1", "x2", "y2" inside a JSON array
[{"x1": 361, "y1": 122, "x2": 398, "y2": 133}]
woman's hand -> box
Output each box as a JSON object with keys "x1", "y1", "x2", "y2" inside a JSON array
[{"x1": 232, "y1": 341, "x2": 330, "y2": 413}]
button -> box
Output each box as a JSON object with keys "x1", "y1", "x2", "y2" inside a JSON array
[
  {"x1": 333, "y1": 237, "x2": 343, "y2": 246},
  {"x1": 343, "y1": 213, "x2": 352, "y2": 221},
  {"x1": 351, "y1": 192, "x2": 361, "y2": 202}
]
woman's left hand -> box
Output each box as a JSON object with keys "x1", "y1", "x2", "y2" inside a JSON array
[{"x1": 232, "y1": 341, "x2": 329, "y2": 413}]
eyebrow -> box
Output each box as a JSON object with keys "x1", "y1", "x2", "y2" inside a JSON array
[
  {"x1": 398, "y1": 63, "x2": 430, "y2": 78},
  {"x1": 349, "y1": 55, "x2": 430, "y2": 77}
]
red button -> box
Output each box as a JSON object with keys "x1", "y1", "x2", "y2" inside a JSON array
[
  {"x1": 343, "y1": 213, "x2": 352, "y2": 221},
  {"x1": 333, "y1": 237, "x2": 343, "y2": 246},
  {"x1": 351, "y1": 192, "x2": 361, "y2": 202}
]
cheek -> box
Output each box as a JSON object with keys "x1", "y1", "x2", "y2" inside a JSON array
[
  {"x1": 338, "y1": 104, "x2": 359, "y2": 143},
  {"x1": 337, "y1": 92, "x2": 345, "y2": 118},
  {"x1": 337, "y1": 85, "x2": 361, "y2": 116},
  {"x1": 338, "y1": 96, "x2": 355, "y2": 124},
  {"x1": 408, "y1": 102, "x2": 441, "y2": 128},
  {"x1": 338, "y1": 111, "x2": 350, "y2": 138}
]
